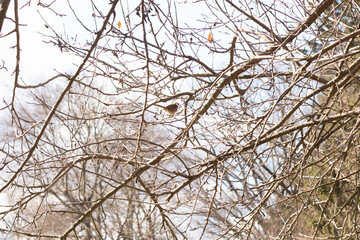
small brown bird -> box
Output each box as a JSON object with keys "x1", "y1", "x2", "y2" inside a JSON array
[{"x1": 156, "y1": 103, "x2": 180, "y2": 115}]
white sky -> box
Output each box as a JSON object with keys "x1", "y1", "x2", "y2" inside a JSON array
[
  {"x1": 0, "y1": 0, "x2": 208, "y2": 104},
  {"x1": 0, "y1": 2, "x2": 77, "y2": 109}
]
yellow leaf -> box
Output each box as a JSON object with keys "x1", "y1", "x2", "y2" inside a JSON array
[
  {"x1": 208, "y1": 32, "x2": 212, "y2": 43},
  {"x1": 117, "y1": 21, "x2": 121, "y2": 29}
]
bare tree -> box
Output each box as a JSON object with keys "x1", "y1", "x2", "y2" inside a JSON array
[{"x1": 1, "y1": 0, "x2": 360, "y2": 239}]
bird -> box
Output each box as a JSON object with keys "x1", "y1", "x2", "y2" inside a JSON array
[{"x1": 156, "y1": 103, "x2": 180, "y2": 115}]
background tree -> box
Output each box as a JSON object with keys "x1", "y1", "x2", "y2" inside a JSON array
[
  {"x1": 268, "y1": 0, "x2": 360, "y2": 238},
  {"x1": 0, "y1": 0, "x2": 11, "y2": 32},
  {"x1": 1, "y1": 0, "x2": 360, "y2": 239}
]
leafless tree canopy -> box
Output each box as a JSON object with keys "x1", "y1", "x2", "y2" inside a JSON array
[{"x1": 1, "y1": 0, "x2": 360, "y2": 239}]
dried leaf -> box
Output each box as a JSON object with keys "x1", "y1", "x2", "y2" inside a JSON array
[
  {"x1": 208, "y1": 32, "x2": 212, "y2": 43},
  {"x1": 117, "y1": 21, "x2": 121, "y2": 29}
]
